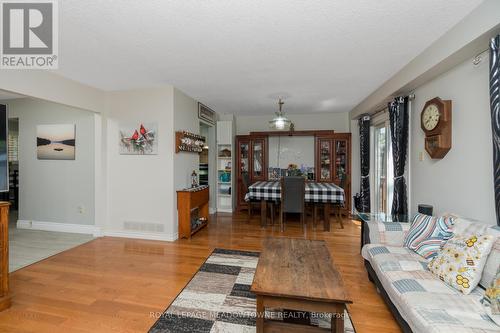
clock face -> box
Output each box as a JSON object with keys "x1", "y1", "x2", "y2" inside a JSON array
[{"x1": 422, "y1": 104, "x2": 440, "y2": 131}]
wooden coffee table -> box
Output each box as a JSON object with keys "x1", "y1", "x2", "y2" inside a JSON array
[{"x1": 251, "y1": 238, "x2": 352, "y2": 332}]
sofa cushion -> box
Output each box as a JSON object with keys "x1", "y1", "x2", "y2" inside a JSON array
[
  {"x1": 428, "y1": 233, "x2": 495, "y2": 295},
  {"x1": 480, "y1": 227, "x2": 500, "y2": 289},
  {"x1": 365, "y1": 221, "x2": 411, "y2": 247},
  {"x1": 363, "y1": 244, "x2": 428, "y2": 273},
  {"x1": 481, "y1": 269, "x2": 500, "y2": 326},
  {"x1": 396, "y1": 286, "x2": 500, "y2": 333},
  {"x1": 403, "y1": 214, "x2": 454, "y2": 259},
  {"x1": 365, "y1": 247, "x2": 500, "y2": 333}
]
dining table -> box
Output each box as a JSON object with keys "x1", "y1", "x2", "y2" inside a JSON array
[{"x1": 246, "y1": 180, "x2": 345, "y2": 231}]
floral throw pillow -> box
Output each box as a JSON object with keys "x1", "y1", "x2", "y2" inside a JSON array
[
  {"x1": 428, "y1": 234, "x2": 496, "y2": 295},
  {"x1": 403, "y1": 214, "x2": 454, "y2": 259},
  {"x1": 481, "y1": 269, "x2": 500, "y2": 326}
]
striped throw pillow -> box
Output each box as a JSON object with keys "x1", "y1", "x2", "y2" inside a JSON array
[{"x1": 403, "y1": 214, "x2": 454, "y2": 259}]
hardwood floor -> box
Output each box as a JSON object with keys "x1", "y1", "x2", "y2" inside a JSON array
[{"x1": 0, "y1": 213, "x2": 401, "y2": 333}]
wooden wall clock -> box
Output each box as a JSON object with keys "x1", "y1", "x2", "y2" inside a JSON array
[{"x1": 421, "y1": 97, "x2": 452, "y2": 159}]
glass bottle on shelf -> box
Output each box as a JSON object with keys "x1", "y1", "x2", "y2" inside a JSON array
[
  {"x1": 335, "y1": 140, "x2": 347, "y2": 182},
  {"x1": 319, "y1": 139, "x2": 331, "y2": 181},
  {"x1": 240, "y1": 142, "x2": 249, "y2": 173},
  {"x1": 252, "y1": 140, "x2": 263, "y2": 179}
]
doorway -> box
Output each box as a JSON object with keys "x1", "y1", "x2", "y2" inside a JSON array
[
  {"x1": 2, "y1": 95, "x2": 96, "y2": 272},
  {"x1": 199, "y1": 123, "x2": 209, "y2": 186},
  {"x1": 373, "y1": 121, "x2": 393, "y2": 216},
  {"x1": 199, "y1": 122, "x2": 217, "y2": 214}
]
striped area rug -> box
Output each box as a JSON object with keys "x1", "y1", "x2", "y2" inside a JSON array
[{"x1": 149, "y1": 248, "x2": 355, "y2": 332}]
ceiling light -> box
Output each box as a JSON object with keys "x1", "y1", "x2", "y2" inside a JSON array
[{"x1": 269, "y1": 98, "x2": 291, "y2": 130}]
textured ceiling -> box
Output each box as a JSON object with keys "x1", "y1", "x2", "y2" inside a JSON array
[{"x1": 55, "y1": 0, "x2": 483, "y2": 115}]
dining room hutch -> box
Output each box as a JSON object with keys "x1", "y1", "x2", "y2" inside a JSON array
[{"x1": 236, "y1": 131, "x2": 351, "y2": 215}]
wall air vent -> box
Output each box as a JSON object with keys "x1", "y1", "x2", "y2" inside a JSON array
[{"x1": 123, "y1": 221, "x2": 164, "y2": 233}]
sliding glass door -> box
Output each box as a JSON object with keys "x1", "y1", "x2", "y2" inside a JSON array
[{"x1": 373, "y1": 122, "x2": 393, "y2": 216}]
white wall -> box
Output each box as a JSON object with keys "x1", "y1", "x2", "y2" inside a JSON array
[
  {"x1": 105, "y1": 87, "x2": 177, "y2": 240},
  {"x1": 173, "y1": 88, "x2": 200, "y2": 190},
  {"x1": 410, "y1": 55, "x2": 495, "y2": 224},
  {"x1": 268, "y1": 136, "x2": 315, "y2": 170},
  {"x1": 236, "y1": 112, "x2": 350, "y2": 135},
  {"x1": 7, "y1": 98, "x2": 95, "y2": 225},
  {"x1": 0, "y1": 71, "x2": 216, "y2": 240},
  {"x1": 172, "y1": 88, "x2": 203, "y2": 231},
  {"x1": 350, "y1": 0, "x2": 500, "y2": 119}
]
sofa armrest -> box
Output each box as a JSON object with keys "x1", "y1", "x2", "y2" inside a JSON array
[{"x1": 364, "y1": 221, "x2": 411, "y2": 247}]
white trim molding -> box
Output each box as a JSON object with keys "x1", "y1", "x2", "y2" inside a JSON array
[
  {"x1": 16, "y1": 220, "x2": 179, "y2": 241},
  {"x1": 103, "y1": 230, "x2": 178, "y2": 242},
  {"x1": 17, "y1": 220, "x2": 102, "y2": 237}
]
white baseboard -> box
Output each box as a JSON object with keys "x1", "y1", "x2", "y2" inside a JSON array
[
  {"x1": 209, "y1": 207, "x2": 217, "y2": 214},
  {"x1": 17, "y1": 220, "x2": 102, "y2": 237},
  {"x1": 16, "y1": 220, "x2": 178, "y2": 241},
  {"x1": 217, "y1": 208, "x2": 233, "y2": 213},
  {"x1": 103, "y1": 230, "x2": 178, "y2": 242}
]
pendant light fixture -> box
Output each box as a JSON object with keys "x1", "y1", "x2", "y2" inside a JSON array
[{"x1": 269, "y1": 98, "x2": 291, "y2": 130}]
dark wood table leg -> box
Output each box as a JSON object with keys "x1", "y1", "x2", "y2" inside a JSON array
[
  {"x1": 260, "y1": 199, "x2": 267, "y2": 227},
  {"x1": 256, "y1": 295, "x2": 264, "y2": 333},
  {"x1": 324, "y1": 203, "x2": 331, "y2": 232}
]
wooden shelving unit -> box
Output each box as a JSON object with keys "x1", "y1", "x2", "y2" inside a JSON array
[{"x1": 177, "y1": 186, "x2": 209, "y2": 239}]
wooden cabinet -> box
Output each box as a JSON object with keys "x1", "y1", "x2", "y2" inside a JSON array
[
  {"x1": 235, "y1": 132, "x2": 351, "y2": 215},
  {"x1": 315, "y1": 133, "x2": 351, "y2": 215},
  {"x1": 236, "y1": 135, "x2": 268, "y2": 211},
  {"x1": 177, "y1": 187, "x2": 209, "y2": 239},
  {"x1": 0, "y1": 202, "x2": 11, "y2": 311}
]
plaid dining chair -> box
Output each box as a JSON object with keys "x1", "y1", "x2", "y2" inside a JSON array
[
  {"x1": 242, "y1": 172, "x2": 259, "y2": 222},
  {"x1": 334, "y1": 173, "x2": 347, "y2": 229},
  {"x1": 280, "y1": 176, "x2": 306, "y2": 231},
  {"x1": 313, "y1": 176, "x2": 346, "y2": 229},
  {"x1": 243, "y1": 173, "x2": 277, "y2": 224}
]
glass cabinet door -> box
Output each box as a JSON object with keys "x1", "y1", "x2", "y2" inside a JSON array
[
  {"x1": 238, "y1": 140, "x2": 250, "y2": 207},
  {"x1": 319, "y1": 139, "x2": 332, "y2": 181},
  {"x1": 251, "y1": 139, "x2": 265, "y2": 180},
  {"x1": 335, "y1": 140, "x2": 347, "y2": 184},
  {"x1": 239, "y1": 141, "x2": 249, "y2": 174}
]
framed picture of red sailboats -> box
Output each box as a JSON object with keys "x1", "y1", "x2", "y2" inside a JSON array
[{"x1": 119, "y1": 122, "x2": 158, "y2": 155}]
